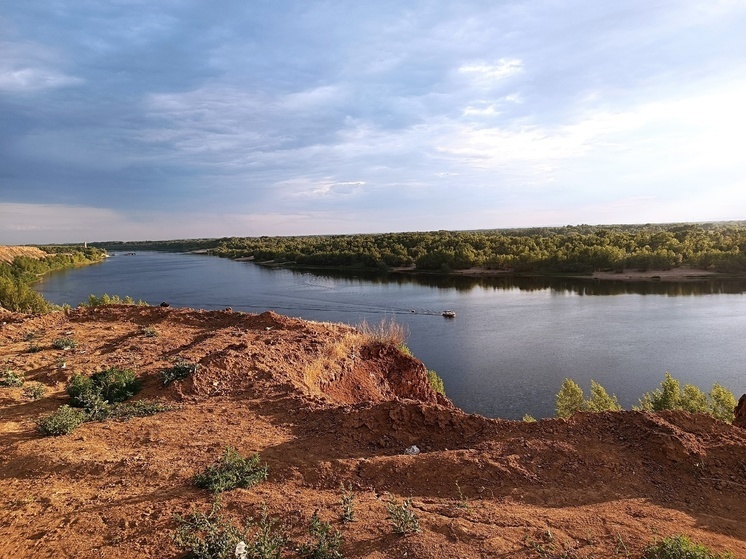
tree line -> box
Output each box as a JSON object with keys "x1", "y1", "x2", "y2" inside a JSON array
[{"x1": 94, "y1": 222, "x2": 746, "y2": 274}]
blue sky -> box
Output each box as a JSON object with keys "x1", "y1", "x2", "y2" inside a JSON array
[{"x1": 1, "y1": 0, "x2": 745, "y2": 244}]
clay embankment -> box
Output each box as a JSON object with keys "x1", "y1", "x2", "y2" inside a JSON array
[{"x1": 1, "y1": 306, "x2": 745, "y2": 558}]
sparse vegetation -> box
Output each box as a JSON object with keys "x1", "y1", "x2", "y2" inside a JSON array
[
  {"x1": 0, "y1": 368, "x2": 25, "y2": 387},
  {"x1": 386, "y1": 497, "x2": 420, "y2": 535},
  {"x1": 140, "y1": 325, "x2": 159, "y2": 337},
  {"x1": 174, "y1": 501, "x2": 288, "y2": 559},
  {"x1": 52, "y1": 337, "x2": 76, "y2": 350},
  {"x1": 83, "y1": 293, "x2": 148, "y2": 307},
  {"x1": 173, "y1": 499, "x2": 246, "y2": 559},
  {"x1": 642, "y1": 534, "x2": 733, "y2": 559},
  {"x1": 161, "y1": 359, "x2": 199, "y2": 386},
  {"x1": 162, "y1": 359, "x2": 199, "y2": 386},
  {"x1": 297, "y1": 513, "x2": 343, "y2": 559},
  {"x1": 22, "y1": 382, "x2": 46, "y2": 400},
  {"x1": 193, "y1": 447, "x2": 269, "y2": 494},
  {"x1": 427, "y1": 369, "x2": 446, "y2": 396},
  {"x1": 522, "y1": 414, "x2": 537, "y2": 422},
  {"x1": 37, "y1": 405, "x2": 87, "y2": 436},
  {"x1": 339, "y1": 484, "x2": 355, "y2": 524}
]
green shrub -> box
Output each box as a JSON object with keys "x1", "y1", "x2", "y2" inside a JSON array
[
  {"x1": 297, "y1": 513, "x2": 343, "y2": 559},
  {"x1": 0, "y1": 276, "x2": 50, "y2": 313},
  {"x1": 67, "y1": 367, "x2": 141, "y2": 408},
  {"x1": 638, "y1": 373, "x2": 737, "y2": 423},
  {"x1": 37, "y1": 405, "x2": 87, "y2": 436},
  {"x1": 427, "y1": 369, "x2": 446, "y2": 396},
  {"x1": 174, "y1": 501, "x2": 287, "y2": 559},
  {"x1": 0, "y1": 368, "x2": 25, "y2": 387},
  {"x1": 555, "y1": 378, "x2": 586, "y2": 418},
  {"x1": 162, "y1": 359, "x2": 199, "y2": 385},
  {"x1": 386, "y1": 497, "x2": 419, "y2": 535},
  {"x1": 173, "y1": 499, "x2": 246, "y2": 559},
  {"x1": 52, "y1": 337, "x2": 76, "y2": 350},
  {"x1": 194, "y1": 447, "x2": 269, "y2": 494},
  {"x1": 22, "y1": 382, "x2": 46, "y2": 400},
  {"x1": 642, "y1": 534, "x2": 733, "y2": 559},
  {"x1": 522, "y1": 414, "x2": 537, "y2": 422}
]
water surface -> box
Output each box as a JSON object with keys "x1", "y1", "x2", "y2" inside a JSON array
[{"x1": 36, "y1": 252, "x2": 746, "y2": 419}]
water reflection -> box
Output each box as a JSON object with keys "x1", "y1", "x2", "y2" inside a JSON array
[{"x1": 287, "y1": 268, "x2": 746, "y2": 296}]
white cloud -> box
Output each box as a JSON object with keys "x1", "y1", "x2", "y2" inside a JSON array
[
  {"x1": 458, "y1": 58, "x2": 523, "y2": 81},
  {"x1": 0, "y1": 41, "x2": 82, "y2": 93}
]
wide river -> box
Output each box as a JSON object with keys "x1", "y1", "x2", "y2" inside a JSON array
[{"x1": 36, "y1": 251, "x2": 746, "y2": 420}]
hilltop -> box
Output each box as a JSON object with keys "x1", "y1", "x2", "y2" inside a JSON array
[{"x1": 1, "y1": 306, "x2": 745, "y2": 558}]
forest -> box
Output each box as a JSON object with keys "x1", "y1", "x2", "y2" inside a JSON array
[{"x1": 93, "y1": 222, "x2": 746, "y2": 275}]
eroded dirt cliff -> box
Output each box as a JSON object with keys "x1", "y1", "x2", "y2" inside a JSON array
[{"x1": 1, "y1": 306, "x2": 744, "y2": 558}]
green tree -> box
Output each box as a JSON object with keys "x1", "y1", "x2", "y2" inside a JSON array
[
  {"x1": 586, "y1": 380, "x2": 622, "y2": 412},
  {"x1": 555, "y1": 378, "x2": 586, "y2": 418}
]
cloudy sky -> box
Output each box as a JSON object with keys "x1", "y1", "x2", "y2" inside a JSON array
[{"x1": 1, "y1": 1, "x2": 745, "y2": 244}]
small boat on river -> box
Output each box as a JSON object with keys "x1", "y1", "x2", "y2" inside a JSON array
[{"x1": 442, "y1": 310, "x2": 456, "y2": 318}]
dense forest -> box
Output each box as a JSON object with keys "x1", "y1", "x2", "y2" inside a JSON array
[
  {"x1": 0, "y1": 246, "x2": 106, "y2": 313},
  {"x1": 93, "y1": 222, "x2": 746, "y2": 275}
]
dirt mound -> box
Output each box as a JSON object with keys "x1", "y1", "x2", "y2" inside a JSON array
[
  {"x1": 1, "y1": 306, "x2": 745, "y2": 558},
  {"x1": 0, "y1": 245, "x2": 48, "y2": 264}
]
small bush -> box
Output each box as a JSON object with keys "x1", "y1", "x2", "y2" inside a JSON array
[
  {"x1": 194, "y1": 447, "x2": 269, "y2": 494},
  {"x1": 162, "y1": 359, "x2": 199, "y2": 386},
  {"x1": 52, "y1": 337, "x2": 76, "y2": 350},
  {"x1": 22, "y1": 382, "x2": 46, "y2": 400},
  {"x1": 340, "y1": 484, "x2": 355, "y2": 523},
  {"x1": 386, "y1": 497, "x2": 419, "y2": 535},
  {"x1": 297, "y1": 513, "x2": 343, "y2": 559},
  {"x1": 522, "y1": 414, "x2": 537, "y2": 422},
  {"x1": 0, "y1": 368, "x2": 25, "y2": 387},
  {"x1": 175, "y1": 501, "x2": 287, "y2": 559},
  {"x1": 37, "y1": 405, "x2": 87, "y2": 436},
  {"x1": 427, "y1": 369, "x2": 446, "y2": 396},
  {"x1": 67, "y1": 367, "x2": 141, "y2": 408},
  {"x1": 173, "y1": 499, "x2": 245, "y2": 559},
  {"x1": 642, "y1": 534, "x2": 733, "y2": 559}
]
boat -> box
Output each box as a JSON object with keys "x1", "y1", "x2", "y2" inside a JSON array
[{"x1": 442, "y1": 310, "x2": 456, "y2": 318}]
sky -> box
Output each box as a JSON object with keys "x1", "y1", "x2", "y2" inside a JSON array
[{"x1": 1, "y1": 0, "x2": 746, "y2": 244}]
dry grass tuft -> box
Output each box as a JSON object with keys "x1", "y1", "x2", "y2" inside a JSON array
[{"x1": 356, "y1": 318, "x2": 408, "y2": 347}]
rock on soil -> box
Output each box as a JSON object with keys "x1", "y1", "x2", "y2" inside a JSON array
[{"x1": 1, "y1": 306, "x2": 745, "y2": 558}]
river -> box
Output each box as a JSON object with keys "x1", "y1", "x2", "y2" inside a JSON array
[{"x1": 35, "y1": 251, "x2": 746, "y2": 420}]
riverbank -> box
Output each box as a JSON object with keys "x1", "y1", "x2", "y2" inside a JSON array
[{"x1": 1, "y1": 305, "x2": 744, "y2": 558}]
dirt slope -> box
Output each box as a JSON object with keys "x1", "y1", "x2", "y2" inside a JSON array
[
  {"x1": 1, "y1": 306, "x2": 745, "y2": 558},
  {"x1": 0, "y1": 246, "x2": 48, "y2": 264}
]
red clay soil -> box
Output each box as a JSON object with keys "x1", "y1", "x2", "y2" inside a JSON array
[{"x1": 1, "y1": 306, "x2": 745, "y2": 558}]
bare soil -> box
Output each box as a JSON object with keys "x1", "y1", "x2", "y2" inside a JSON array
[
  {"x1": 0, "y1": 246, "x2": 48, "y2": 264},
  {"x1": 1, "y1": 306, "x2": 745, "y2": 558}
]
